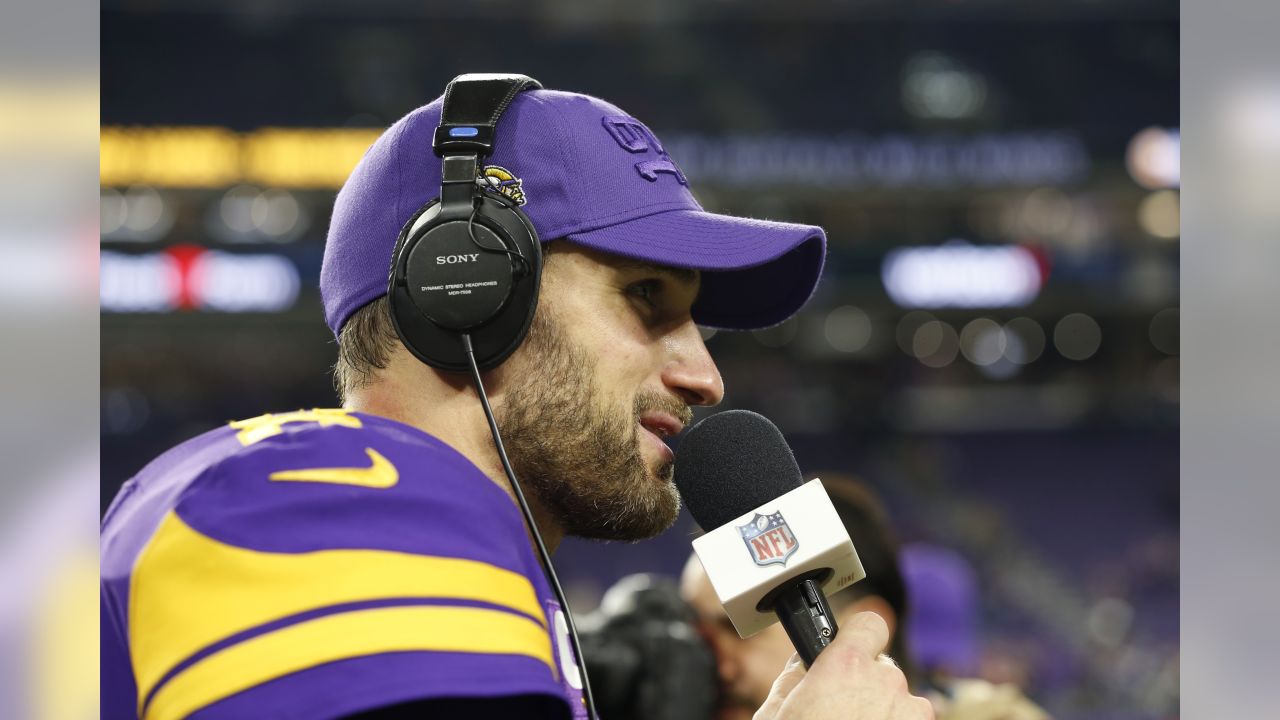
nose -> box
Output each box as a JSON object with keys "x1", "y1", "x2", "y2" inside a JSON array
[
  {"x1": 662, "y1": 322, "x2": 725, "y2": 408},
  {"x1": 698, "y1": 623, "x2": 740, "y2": 684}
]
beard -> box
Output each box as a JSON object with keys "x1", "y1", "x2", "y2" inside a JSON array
[{"x1": 495, "y1": 307, "x2": 691, "y2": 541}]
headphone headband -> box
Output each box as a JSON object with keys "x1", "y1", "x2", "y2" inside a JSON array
[{"x1": 433, "y1": 74, "x2": 543, "y2": 158}]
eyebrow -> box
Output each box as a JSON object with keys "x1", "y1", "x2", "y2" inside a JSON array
[{"x1": 615, "y1": 259, "x2": 700, "y2": 287}]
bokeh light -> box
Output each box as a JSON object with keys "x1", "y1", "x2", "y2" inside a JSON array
[
  {"x1": 212, "y1": 185, "x2": 308, "y2": 243},
  {"x1": 978, "y1": 345, "x2": 1023, "y2": 381},
  {"x1": 218, "y1": 185, "x2": 260, "y2": 236},
  {"x1": 959, "y1": 318, "x2": 1007, "y2": 366},
  {"x1": 100, "y1": 185, "x2": 174, "y2": 242},
  {"x1": 913, "y1": 320, "x2": 960, "y2": 367},
  {"x1": 1086, "y1": 597, "x2": 1135, "y2": 650},
  {"x1": 824, "y1": 305, "x2": 873, "y2": 354},
  {"x1": 1138, "y1": 190, "x2": 1180, "y2": 239},
  {"x1": 1003, "y1": 317, "x2": 1046, "y2": 364},
  {"x1": 896, "y1": 310, "x2": 937, "y2": 355},
  {"x1": 882, "y1": 242, "x2": 1043, "y2": 308},
  {"x1": 752, "y1": 317, "x2": 799, "y2": 348},
  {"x1": 1019, "y1": 188, "x2": 1076, "y2": 237},
  {"x1": 1053, "y1": 313, "x2": 1102, "y2": 361},
  {"x1": 123, "y1": 186, "x2": 166, "y2": 234},
  {"x1": 1125, "y1": 126, "x2": 1181, "y2": 189},
  {"x1": 902, "y1": 51, "x2": 989, "y2": 120},
  {"x1": 100, "y1": 188, "x2": 125, "y2": 235},
  {"x1": 251, "y1": 189, "x2": 303, "y2": 241}
]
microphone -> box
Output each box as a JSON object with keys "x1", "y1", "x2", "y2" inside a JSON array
[{"x1": 675, "y1": 410, "x2": 866, "y2": 667}]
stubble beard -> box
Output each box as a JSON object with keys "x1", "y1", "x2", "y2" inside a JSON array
[{"x1": 495, "y1": 308, "x2": 687, "y2": 541}]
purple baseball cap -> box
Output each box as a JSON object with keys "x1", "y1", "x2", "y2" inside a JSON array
[{"x1": 322, "y1": 88, "x2": 826, "y2": 336}]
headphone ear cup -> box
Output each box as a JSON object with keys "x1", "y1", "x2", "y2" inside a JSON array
[
  {"x1": 389, "y1": 194, "x2": 542, "y2": 372},
  {"x1": 390, "y1": 199, "x2": 442, "y2": 276}
]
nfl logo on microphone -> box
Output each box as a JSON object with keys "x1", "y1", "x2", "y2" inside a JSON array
[{"x1": 739, "y1": 511, "x2": 799, "y2": 567}]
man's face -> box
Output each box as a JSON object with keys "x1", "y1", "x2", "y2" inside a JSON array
[
  {"x1": 495, "y1": 243, "x2": 724, "y2": 541},
  {"x1": 679, "y1": 556, "x2": 797, "y2": 720}
]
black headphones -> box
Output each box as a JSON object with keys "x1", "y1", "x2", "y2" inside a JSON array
[{"x1": 388, "y1": 73, "x2": 545, "y2": 372}]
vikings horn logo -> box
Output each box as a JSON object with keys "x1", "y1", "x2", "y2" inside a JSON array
[
  {"x1": 476, "y1": 165, "x2": 527, "y2": 206},
  {"x1": 739, "y1": 511, "x2": 799, "y2": 567}
]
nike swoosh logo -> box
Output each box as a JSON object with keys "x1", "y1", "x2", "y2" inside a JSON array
[{"x1": 269, "y1": 448, "x2": 399, "y2": 489}]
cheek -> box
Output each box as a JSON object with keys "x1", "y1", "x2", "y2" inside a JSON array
[
  {"x1": 583, "y1": 320, "x2": 659, "y2": 385},
  {"x1": 740, "y1": 628, "x2": 796, "y2": 688},
  {"x1": 544, "y1": 282, "x2": 662, "y2": 391}
]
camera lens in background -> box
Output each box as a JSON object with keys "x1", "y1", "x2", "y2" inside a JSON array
[{"x1": 576, "y1": 574, "x2": 718, "y2": 720}]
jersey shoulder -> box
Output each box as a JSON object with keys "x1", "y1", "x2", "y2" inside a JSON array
[
  {"x1": 103, "y1": 408, "x2": 529, "y2": 574},
  {"x1": 103, "y1": 409, "x2": 564, "y2": 720},
  {"x1": 172, "y1": 408, "x2": 527, "y2": 560}
]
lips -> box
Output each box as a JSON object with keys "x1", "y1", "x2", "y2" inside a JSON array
[
  {"x1": 637, "y1": 411, "x2": 684, "y2": 465},
  {"x1": 639, "y1": 411, "x2": 685, "y2": 439}
]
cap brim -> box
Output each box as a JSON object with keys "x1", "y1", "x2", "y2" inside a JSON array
[{"x1": 564, "y1": 209, "x2": 827, "y2": 330}]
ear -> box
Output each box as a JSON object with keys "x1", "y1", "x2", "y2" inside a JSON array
[{"x1": 836, "y1": 595, "x2": 897, "y2": 642}]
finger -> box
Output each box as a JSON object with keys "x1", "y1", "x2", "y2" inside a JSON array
[
  {"x1": 753, "y1": 653, "x2": 805, "y2": 719},
  {"x1": 906, "y1": 694, "x2": 936, "y2": 719},
  {"x1": 832, "y1": 610, "x2": 891, "y2": 660},
  {"x1": 771, "y1": 653, "x2": 805, "y2": 695},
  {"x1": 875, "y1": 658, "x2": 910, "y2": 693}
]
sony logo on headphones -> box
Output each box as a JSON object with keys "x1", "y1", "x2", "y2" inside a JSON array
[{"x1": 436, "y1": 253, "x2": 481, "y2": 265}]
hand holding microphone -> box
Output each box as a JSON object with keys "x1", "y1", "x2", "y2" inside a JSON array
[
  {"x1": 757, "y1": 612, "x2": 934, "y2": 720},
  {"x1": 675, "y1": 410, "x2": 933, "y2": 720}
]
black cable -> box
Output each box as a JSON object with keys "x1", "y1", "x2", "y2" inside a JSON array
[
  {"x1": 468, "y1": 203, "x2": 532, "y2": 278},
  {"x1": 460, "y1": 332, "x2": 601, "y2": 720}
]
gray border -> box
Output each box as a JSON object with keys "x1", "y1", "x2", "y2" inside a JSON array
[{"x1": 1184, "y1": 0, "x2": 1280, "y2": 716}]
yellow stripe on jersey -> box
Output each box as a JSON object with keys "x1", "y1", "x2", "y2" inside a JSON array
[
  {"x1": 144, "y1": 604, "x2": 554, "y2": 720},
  {"x1": 129, "y1": 512, "x2": 546, "y2": 712}
]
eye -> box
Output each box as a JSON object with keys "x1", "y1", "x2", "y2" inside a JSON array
[{"x1": 626, "y1": 279, "x2": 662, "y2": 308}]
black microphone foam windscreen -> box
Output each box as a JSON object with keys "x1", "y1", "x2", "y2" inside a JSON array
[{"x1": 675, "y1": 410, "x2": 804, "y2": 531}]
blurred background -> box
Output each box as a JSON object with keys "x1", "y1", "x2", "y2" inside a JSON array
[{"x1": 101, "y1": 1, "x2": 1178, "y2": 719}]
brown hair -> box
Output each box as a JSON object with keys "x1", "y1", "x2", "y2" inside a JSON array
[{"x1": 332, "y1": 296, "x2": 399, "y2": 404}]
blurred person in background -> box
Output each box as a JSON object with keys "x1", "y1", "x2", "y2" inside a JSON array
[
  {"x1": 99, "y1": 80, "x2": 932, "y2": 720},
  {"x1": 901, "y1": 545, "x2": 1049, "y2": 720},
  {"x1": 681, "y1": 474, "x2": 1047, "y2": 720}
]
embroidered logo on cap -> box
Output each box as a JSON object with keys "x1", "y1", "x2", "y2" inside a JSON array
[
  {"x1": 602, "y1": 115, "x2": 688, "y2": 186},
  {"x1": 476, "y1": 165, "x2": 527, "y2": 205}
]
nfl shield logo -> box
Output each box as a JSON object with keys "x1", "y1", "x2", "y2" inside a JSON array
[{"x1": 738, "y1": 512, "x2": 799, "y2": 567}]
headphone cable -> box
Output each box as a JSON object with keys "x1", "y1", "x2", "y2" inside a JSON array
[
  {"x1": 459, "y1": 332, "x2": 601, "y2": 720},
  {"x1": 467, "y1": 203, "x2": 532, "y2": 278}
]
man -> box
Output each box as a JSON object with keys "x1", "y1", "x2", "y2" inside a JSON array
[
  {"x1": 682, "y1": 475, "x2": 1047, "y2": 720},
  {"x1": 101, "y1": 81, "x2": 932, "y2": 720}
]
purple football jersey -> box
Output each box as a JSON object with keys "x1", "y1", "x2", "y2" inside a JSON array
[{"x1": 101, "y1": 409, "x2": 583, "y2": 720}]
